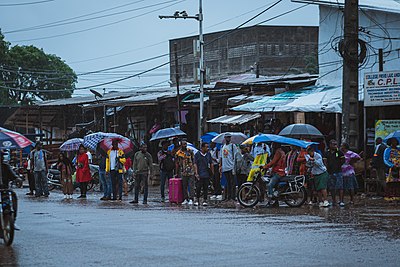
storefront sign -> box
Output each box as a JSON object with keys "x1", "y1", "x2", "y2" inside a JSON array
[
  {"x1": 364, "y1": 71, "x2": 400, "y2": 106},
  {"x1": 375, "y1": 120, "x2": 400, "y2": 141}
]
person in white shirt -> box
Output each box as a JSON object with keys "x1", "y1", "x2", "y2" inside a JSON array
[
  {"x1": 86, "y1": 150, "x2": 93, "y2": 163},
  {"x1": 219, "y1": 134, "x2": 238, "y2": 201}
]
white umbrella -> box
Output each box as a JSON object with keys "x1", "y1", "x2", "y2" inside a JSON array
[
  {"x1": 60, "y1": 138, "x2": 83, "y2": 151},
  {"x1": 211, "y1": 132, "x2": 248, "y2": 144}
]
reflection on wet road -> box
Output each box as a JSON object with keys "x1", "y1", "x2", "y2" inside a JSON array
[{"x1": 0, "y1": 190, "x2": 399, "y2": 266}]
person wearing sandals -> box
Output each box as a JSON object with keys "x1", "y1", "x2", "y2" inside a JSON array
[{"x1": 57, "y1": 153, "x2": 74, "y2": 199}]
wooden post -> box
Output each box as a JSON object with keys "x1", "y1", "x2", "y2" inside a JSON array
[{"x1": 342, "y1": 0, "x2": 359, "y2": 150}]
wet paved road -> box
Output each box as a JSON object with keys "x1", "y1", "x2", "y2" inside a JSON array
[{"x1": 1, "y1": 189, "x2": 400, "y2": 266}]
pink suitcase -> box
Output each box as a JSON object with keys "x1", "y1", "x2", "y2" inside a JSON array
[{"x1": 169, "y1": 178, "x2": 183, "y2": 204}]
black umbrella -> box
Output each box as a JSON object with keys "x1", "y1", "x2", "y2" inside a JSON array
[{"x1": 278, "y1": 124, "x2": 323, "y2": 139}]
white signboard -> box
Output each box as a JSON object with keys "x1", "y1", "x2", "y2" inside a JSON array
[{"x1": 364, "y1": 71, "x2": 400, "y2": 106}]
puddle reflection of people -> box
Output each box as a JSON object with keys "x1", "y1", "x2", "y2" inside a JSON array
[
  {"x1": 383, "y1": 137, "x2": 400, "y2": 201},
  {"x1": 0, "y1": 246, "x2": 19, "y2": 265}
]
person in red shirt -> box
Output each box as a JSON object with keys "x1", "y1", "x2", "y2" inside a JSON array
[
  {"x1": 76, "y1": 144, "x2": 92, "y2": 199},
  {"x1": 263, "y1": 142, "x2": 286, "y2": 199}
]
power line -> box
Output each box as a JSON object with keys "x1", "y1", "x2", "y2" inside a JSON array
[
  {"x1": 5, "y1": 0, "x2": 177, "y2": 34},
  {"x1": 9, "y1": 0, "x2": 186, "y2": 43},
  {"x1": 68, "y1": 1, "x2": 278, "y2": 65},
  {"x1": 2, "y1": 1, "x2": 309, "y2": 92},
  {"x1": 4, "y1": 0, "x2": 146, "y2": 34},
  {"x1": 0, "y1": 0, "x2": 54, "y2": 7}
]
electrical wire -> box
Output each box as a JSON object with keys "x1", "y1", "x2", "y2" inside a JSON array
[
  {"x1": 68, "y1": 1, "x2": 280, "y2": 65},
  {"x1": 4, "y1": 0, "x2": 146, "y2": 34},
  {"x1": 5, "y1": 0, "x2": 177, "y2": 34},
  {"x1": 0, "y1": 0, "x2": 54, "y2": 7},
  {"x1": 9, "y1": 0, "x2": 186, "y2": 43},
  {"x1": 1, "y1": 1, "x2": 312, "y2": 93}
]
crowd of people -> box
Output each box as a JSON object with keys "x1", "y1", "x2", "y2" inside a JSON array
[{"x1": 19, "y1": 134, "x2": 400, "y2": 207}]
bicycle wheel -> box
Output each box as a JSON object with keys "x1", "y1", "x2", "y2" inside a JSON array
[
  {"x1": 237, "y1": 183, "x2": 260, "y2": 208},
  {"x1": 1, "y1": 213, "x2": 15, "y2": 246}
]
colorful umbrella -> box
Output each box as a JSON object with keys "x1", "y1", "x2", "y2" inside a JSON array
[
  {"x1": 83, "y1": 132, "x2": 124, "y2": 150},
  {"x1": 0, "y1": 127, "x2": 32, "y2": 149},
  {"x1": 60, "y1": 138, "x2": 83, "y2": 152},
  {"x1": 98, "y1": 137, "x2": 135, "y2": 156},
  {"x1": 211, "y1": 132, "x2": 248, "y2": 144},
  {"x1": 279, "y1": 124, "x2": 323, "y2": 138},
  {"x1": 150, "y1": 127, "x2": 186, "y2": 141}
]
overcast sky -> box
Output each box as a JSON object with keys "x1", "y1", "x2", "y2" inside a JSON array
[{"x1": 0, "y1": 0, "x2": 318, "y2": 96}]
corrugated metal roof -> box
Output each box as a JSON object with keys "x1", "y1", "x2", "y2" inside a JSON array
[
  {"x1": 207, "y1": 113, "x2": 261, "y2": 125},
  {"x1": 292, "y1": 0, "x2": 400, "y2": 14},
  {"x1": 35, "y1": 86, "x2": 196, "y2": 107},
  {"x1": 227, "y1": 94, "x2": 267, "y2": 106},
  {"x1": 216, "y1": 73, "x2": 319, "y2": 86}
]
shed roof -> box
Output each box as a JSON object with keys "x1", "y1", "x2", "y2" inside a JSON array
[{"x1": 207, "y1": 113, "x2": 262, "y2": 125}]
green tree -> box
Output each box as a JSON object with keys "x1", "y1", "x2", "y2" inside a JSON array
[{"x1": 0, "y1": 30, "x2": 77, "y2": 105}]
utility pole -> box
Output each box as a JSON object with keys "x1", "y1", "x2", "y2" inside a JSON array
[
  {"x1": 174, "y1": 43, "x2": 182, "y2": 127},
  {"x1": 341, "y1": 0, "x2": 359, "y2": 150},
  {"x1": 159, "y1": 0, "x2": 204, "y2": 143},
  {"x1": 198, "y1": 0, "x2": 204, "y2": 144}
]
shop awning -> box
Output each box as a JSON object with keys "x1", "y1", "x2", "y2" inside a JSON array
[
  {"x1": 231, "y1": 85, "x2": 341, "y2": 113},
  {"x1": 274, "y1": 86, "x2": 342, "y2": 113},
  {"x1": 207, "y1": 113, "x2": 261, "y2": 125}
]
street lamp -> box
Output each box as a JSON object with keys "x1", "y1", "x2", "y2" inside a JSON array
[
  {"x1": 90, "y1": 89, "x2": 107, "y2": 132},
  {"x1": 159, "y1": 0, "x2": 205, "y2": 143}
]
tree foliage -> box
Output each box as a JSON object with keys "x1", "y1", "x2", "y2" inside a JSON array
[{"x1": 0, "y1": 30, "x2": 77, "y2": 105}]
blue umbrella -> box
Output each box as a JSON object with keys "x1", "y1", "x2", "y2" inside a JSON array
[
  {"x1": 150, "y1": 127, "x2": 186, "y2": 141},
  {"x1": 201, "y1": 132, "x2": 222, "y2": 150},
  {"x1": 251, "y1": 134, "x2": 317, "y2": 149},
  {"x1": 201, "y1": 132, "x2": 219, "y2": 143},
  {"x1": 384, "y1": 130, "x2": 400, "y2": 144}
]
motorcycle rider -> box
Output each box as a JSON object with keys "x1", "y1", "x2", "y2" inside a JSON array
[{"x1": 262, "y1": 142, "x2": 286, "y2": 201}]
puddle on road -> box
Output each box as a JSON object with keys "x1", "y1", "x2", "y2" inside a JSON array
[{"x1": 20, "y1": 190, "x2": 400, "y2": 239}]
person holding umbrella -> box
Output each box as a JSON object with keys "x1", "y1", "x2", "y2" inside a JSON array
[
  {"x1": 158, "y1": 140, "x2": 174, "y2": 202},
  {"x1": 106, "y1": 139, "x2": 126, "y2": 201},
  {"x1": 76, "y1": 144, "x2": 92, "y2": 199},
  {"x1": 131, "y1": 142, "x2": 153, "y2": 204}
]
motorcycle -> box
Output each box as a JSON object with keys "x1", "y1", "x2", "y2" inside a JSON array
[
  {"x1": 10, "y1": 166, "x2": 25, "y2": 188},
  {"x1": 237, "y1": 169, "x2": 307, "y2": 208},
  {"x1": 0, "y1": 189, "x2": 17, "y2": 246},
  {"x1": 47, "y1": 163, "x2": 99, "y2": 192},
  {"x1": 125, "y1": 168, "x2": 135, "y2": 193}
]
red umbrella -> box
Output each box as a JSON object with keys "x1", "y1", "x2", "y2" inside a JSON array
[
  {"x1": 0, "y1": 127, "x2": 32, "y2": 149},
  {"x1": 98, "y1": 137, "x2": 135, "y2": 156}
]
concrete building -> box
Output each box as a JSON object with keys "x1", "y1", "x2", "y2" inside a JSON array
[{"x1": 169, "y1": 25, "x2": 319, "y2": 85}]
